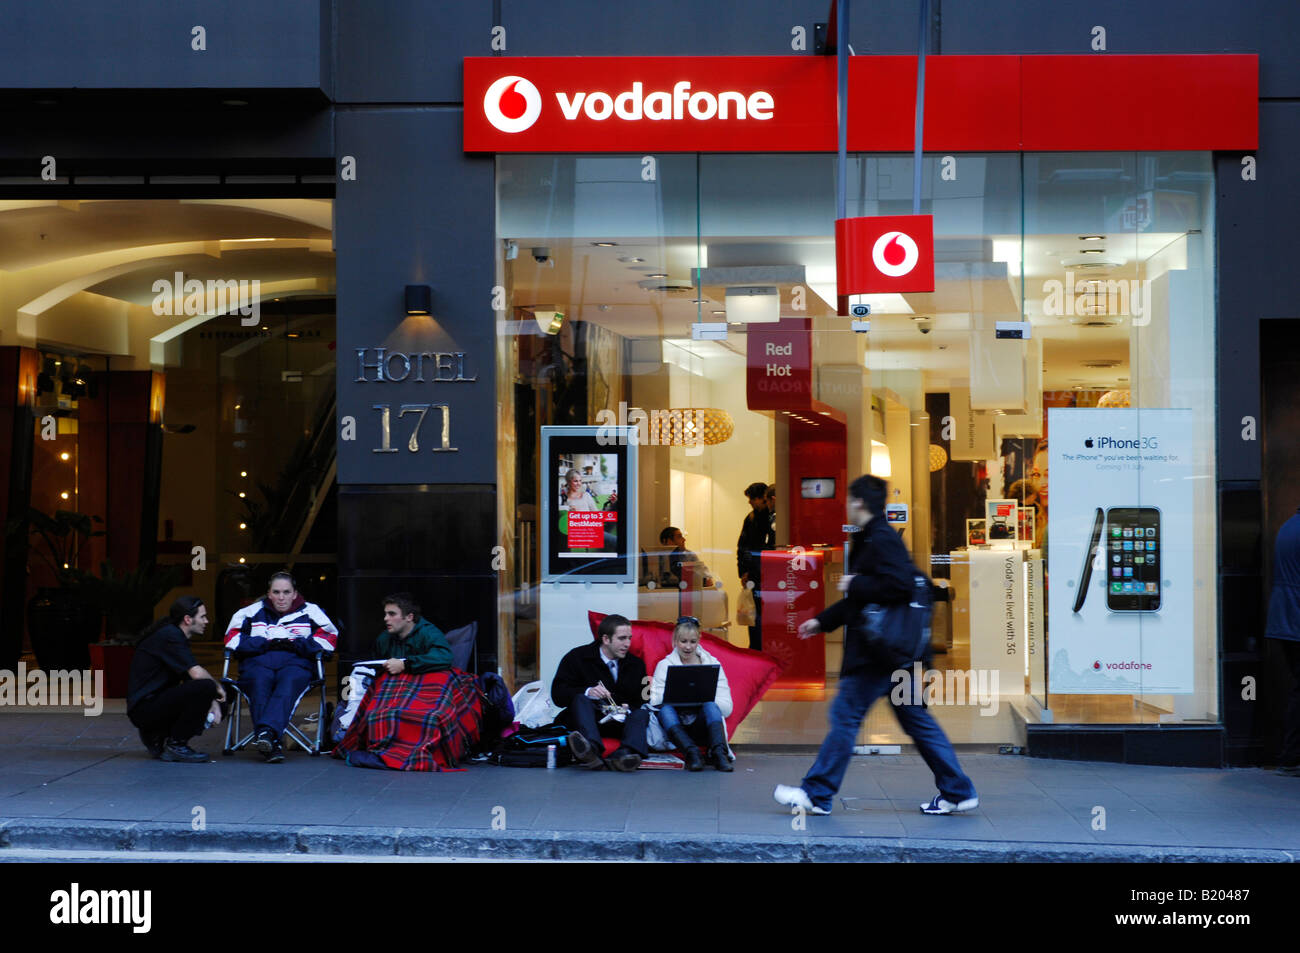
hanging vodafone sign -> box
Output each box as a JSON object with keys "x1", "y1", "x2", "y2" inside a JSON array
[
  {"x1": 836, "y1": 215, "x2": 935, "y2": 295},
  {"x1": 467, "y1": 56, "x2": 837, "y2": 152},
  {"x1": 465, "y1": 54, "x2": 1257, "y2": 154}
]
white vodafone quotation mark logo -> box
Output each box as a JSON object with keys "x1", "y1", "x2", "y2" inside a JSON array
[
  {"x1": 484, "y1": 75, "x2": 542, "y2": 133},
  {"x1": 871, "y1": 231, "x2": 920, "y2": 278}
]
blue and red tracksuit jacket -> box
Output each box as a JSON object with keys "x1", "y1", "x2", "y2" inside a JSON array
[{"x1": 223, "y1": 594, "x2": 339, "y2": 657}]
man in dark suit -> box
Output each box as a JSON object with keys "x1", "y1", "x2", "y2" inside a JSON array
[{"x1": 551, "y1": 613, "x2": 649, "y2": 772}]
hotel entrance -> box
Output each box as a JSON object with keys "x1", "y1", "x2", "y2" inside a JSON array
[{"x1": 0, "y1": 198, "x2": 337, "y2": 674}]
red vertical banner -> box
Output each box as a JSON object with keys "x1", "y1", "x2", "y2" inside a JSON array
[
  {"x1": 759, "y1": 548, "x2": 826, "y2": 689},
  {"x1": 746, "y1": 317, "x2": 812, "y2": 411}
]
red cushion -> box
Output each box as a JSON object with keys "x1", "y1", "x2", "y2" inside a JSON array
[{"x1": 587, "y1": 611, "x2": 783, "y2": 738}]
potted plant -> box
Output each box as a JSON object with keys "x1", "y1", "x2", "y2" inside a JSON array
[
  {"x1": 83, "y1": 560, "x2": 183, "y2": 697},
  {"x1": 5, "y1": 507, "x2": 105, "y2": 671}
]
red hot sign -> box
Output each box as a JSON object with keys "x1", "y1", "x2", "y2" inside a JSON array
[{"x1": 747, "y1": 318, "x2": 813, "y2": 411}]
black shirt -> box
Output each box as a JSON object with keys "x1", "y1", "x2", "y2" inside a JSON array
[{"x1": 126, "y1": 623, "x2": 200, "y2": 712}]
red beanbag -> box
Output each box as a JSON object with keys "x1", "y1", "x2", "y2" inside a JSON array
[{"x1": 587, "y1": 611, "x2": 783, "y2": 738}]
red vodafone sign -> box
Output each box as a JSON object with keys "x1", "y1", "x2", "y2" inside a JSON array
[
  {"x1": 836, "y1": 215, "x2": 934, "y2": 295},
  {"x1": 466, "y1": 56, "x2": 836, "y2": 152},
  {"x1": 465, "y1": 55, "x2": 1256, "y2": 153}
]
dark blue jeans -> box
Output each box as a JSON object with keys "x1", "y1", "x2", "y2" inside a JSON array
[
  {"x1": 658, "y1": 702, "x2": 723, "y2": 746},
  {"x1": 238, "y1": 649, "x2": 313, "y2": 735},
  {"x1": 801, "y1": 666, "x2": 976, "y2": 811}
]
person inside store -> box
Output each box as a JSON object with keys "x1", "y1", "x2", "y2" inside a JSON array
[
  {"x1": 765, "y1": 483, "x2": 778, "y2": 536},
  {"x1": 658, "y1": 525, "x2": 714, "y2": 590},
  {"x1": 551, "y1": 613, "x2": 650, "y2": 772},
  {"x1": 1266, "y1": 506, "x2": 1300, "y2": 777},
  {"x1": 774, "y1": 474, "x2": 979, "y2": 817},
  {"x1": 222, "y1": 571, "x2": 339, "y2": 763},
  {"x1": 126, "y1": 595, "x2": 227, "y2": 763},
  {"x1": 737, "y1": 481, "x2": 775, "y2": 650},
  {"x1": 649, "y1": 616, "x2": 733, "y2": 771}
]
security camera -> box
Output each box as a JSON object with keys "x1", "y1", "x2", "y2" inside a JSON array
[
  {"x1": 916, "y1": 318, "x2": 933, "y2": 334},
  {"x1": 531, "y1": 246, "x2": 551, "y2": 265}
]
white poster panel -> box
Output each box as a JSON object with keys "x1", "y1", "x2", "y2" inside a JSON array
[
  {"x1": 1047, "y1": 408, "x2": 1193, "y2": 694},
  {"x1": 968, "y1": 549, "x2": 1024, "y2": 693}
]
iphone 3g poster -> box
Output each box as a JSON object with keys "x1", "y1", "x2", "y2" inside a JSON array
[{"x1": 1047, "y1": 408, "x2": 1195, "y2": 694}]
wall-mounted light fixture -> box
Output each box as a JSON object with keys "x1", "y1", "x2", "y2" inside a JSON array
[{"x1": 405, "y1": 284, "x2": 433, "y2": 316}]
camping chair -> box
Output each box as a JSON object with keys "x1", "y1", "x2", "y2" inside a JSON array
[{"x1": 220, "y1": 648, "x2": 332, "y2": 757}]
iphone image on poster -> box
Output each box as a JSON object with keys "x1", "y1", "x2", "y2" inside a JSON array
[{"x1": 1103, "y1": 506, "x2": 1162, "y2": 612}]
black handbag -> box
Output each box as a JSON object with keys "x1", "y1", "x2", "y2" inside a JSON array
[{"x1": 853, "y1": 573, "x2": 935, "y2": 670}]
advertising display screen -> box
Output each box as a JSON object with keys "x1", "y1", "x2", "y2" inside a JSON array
[
  {"x1": 800, "y1": 477, "x2": 836, "y2": 499},
  {"x1": 541, "y1": 426, "x2": 637, "y2": 582}
]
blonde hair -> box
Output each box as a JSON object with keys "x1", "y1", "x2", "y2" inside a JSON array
[{"x1": 673, "y1": 620, "x2": 701, "y2": 641}]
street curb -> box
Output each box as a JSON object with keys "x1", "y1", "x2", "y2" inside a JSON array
[{"x1": 2, "y1": 817, "x2": 1296, "y2": 862}]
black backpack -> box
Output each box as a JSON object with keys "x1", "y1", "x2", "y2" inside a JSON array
[
  {"x1": 475, "y1": 672, "x2": 516, "y2": 753},
  {"x1": 488, "y1": 723, "x2": 575, "y2": 767},
  {"x1": 854, "y1": 572, "x2": 935, "y2": 670}
]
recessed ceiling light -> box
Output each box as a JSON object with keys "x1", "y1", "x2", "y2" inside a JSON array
[
  {"x1": 713, "y1": 310, "x2": 726, "y2": 316},
  {"x1": 592, "y1": 242, "x2": 618, "y2": 247},
  {"x1": 1079, "y1": 248, "x2": 1105, "y2": 254},
  {"x1": 691, "y1": 298, "x2": 707, "y2": 304},
  {"x1": 618, "y1": 256, "x2": 645, "y2": 263},
  {"x1": 1079, "y1": 235, "x2": 1105, "y2": 241},
  {"x1": 646, "y1": 273, "x2": 668, "y2": 279}
]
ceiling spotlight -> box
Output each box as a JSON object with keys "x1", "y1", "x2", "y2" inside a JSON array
[
  {"x1": 1079, "y1": 235, "x2": 1105, "y2": 241},
  {"x1": 646, "y1": 273, "x2": 668, "y2": 279},
  {"x1": 618, "y1": 256, "x2": 645, "y2": 263},
  {"x1": 1079, "y1": 248, "x2": 1105, "y2": 254},
  {"x1": 591, "y1": 242, "x2": 618, "y2": 247},
  {"x1": 60, "y1": 452, "x2": 70, "y2": 461}
]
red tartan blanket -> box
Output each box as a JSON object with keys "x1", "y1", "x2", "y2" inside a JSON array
[{"x1": 332, "y1": 669, "x2": 482, "y2": 771}]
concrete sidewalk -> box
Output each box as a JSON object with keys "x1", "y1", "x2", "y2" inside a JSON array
[{"x1": 2, "y1": 712, "x2": 1298, "y2": 862}]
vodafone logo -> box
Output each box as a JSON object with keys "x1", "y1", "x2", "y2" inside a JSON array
[
  {"x1": 836, "y1": 214, "x2": 934, "y2": 295},
  {"x1": 871, "y1": 231, "x2": 921, "y2": 278},
  {"x1": 484, "y1": 75, "x2": 542, "y2": 133}
]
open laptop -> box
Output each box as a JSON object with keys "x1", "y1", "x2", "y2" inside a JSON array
[{"x1": 662, "y1": 664, "x2": 720, "y2": 706}]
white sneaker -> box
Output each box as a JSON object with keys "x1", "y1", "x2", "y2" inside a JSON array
[
  {"x1": 774, "y1": 784, "x2": 830, "y2": 815},
  {"x1": 920, "y1": 794, "x2": 979, "y2": 814}
]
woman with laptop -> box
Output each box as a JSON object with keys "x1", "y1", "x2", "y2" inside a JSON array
[{"x1": 649, "y1": 617, "x2": 733, "y2": 772}]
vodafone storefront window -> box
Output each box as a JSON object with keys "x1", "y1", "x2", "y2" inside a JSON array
[{"x1": 494, "y1": 149, "x2": 1218, "y2": 742}]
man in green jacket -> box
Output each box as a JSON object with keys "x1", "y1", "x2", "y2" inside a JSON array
[{"x1": 375, "y1": 592, "x2": 453, "y2": 674}]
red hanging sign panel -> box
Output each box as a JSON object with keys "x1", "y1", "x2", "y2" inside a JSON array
[{"x1": 836, "y1": 214, "x2": 935, "y2": 296}]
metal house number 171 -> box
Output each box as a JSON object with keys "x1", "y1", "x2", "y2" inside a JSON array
[{"x1": 372, "y1": 403, "x2": 456, "y2": 453}]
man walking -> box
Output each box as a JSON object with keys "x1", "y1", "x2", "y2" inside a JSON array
[
  {"x1": 1266, "y1": 507, "x2": 1300, "y2": 775},
  {"x1": 774, "y1": 474, "x2": 978, "y2": 816}
]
